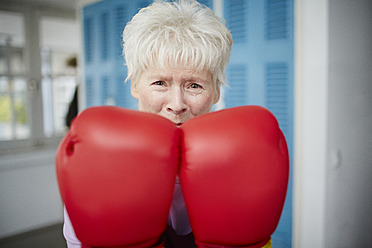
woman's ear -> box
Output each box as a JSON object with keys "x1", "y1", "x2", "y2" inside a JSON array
[
  {"x1": 131, "y1": 79, "x2": 139, "y2": 99},
  {"x1": 213, "y1": 86, "x2": 221, "y2": 104}
]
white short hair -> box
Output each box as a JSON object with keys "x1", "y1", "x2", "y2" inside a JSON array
[{"x1": 123, "y1": 0, "x2": 233, "y2": 88}]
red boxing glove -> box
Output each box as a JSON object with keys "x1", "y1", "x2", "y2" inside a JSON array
[
  {"x1": 180, "y1": 106, "x2": 289, "y2": 247},
  {"x1": 56, "y1": 106, "x2": 179, "y2": 247}
]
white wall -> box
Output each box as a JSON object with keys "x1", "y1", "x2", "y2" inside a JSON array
[
  {"x1": 293, "y1": 0, "x2": 329, "y2": 247},
  {"x1": 326, "y1": 0, "x2": 372, "y2": 247},
  {"x1": 294, "y1": 0, "x2": 372, "y2": 247},
  {"x1": 0, "y1": 148, "x2": 63, "y2": 238}
]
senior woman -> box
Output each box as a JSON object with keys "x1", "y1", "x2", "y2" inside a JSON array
[{"x1": 62, "y1": 1, "x2": 233, "y2": 247}]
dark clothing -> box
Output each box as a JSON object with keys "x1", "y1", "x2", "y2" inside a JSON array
[
  {"x1": 65, "y1": 87, "x2": 79, "y2": 128},
  {"x1": 164, "y1": 225, "x2": 196, "y2": 248}
]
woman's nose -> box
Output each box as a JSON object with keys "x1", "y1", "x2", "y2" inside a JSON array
[{"x1": 166, "y1": 87, "x2": 187, "y2": 115}]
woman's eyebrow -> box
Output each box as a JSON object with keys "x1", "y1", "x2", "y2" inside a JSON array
[{"x1": 148, "y1": 75, "x2": 207, "y2": 82}]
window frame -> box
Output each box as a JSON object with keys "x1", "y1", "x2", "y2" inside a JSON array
[{"x1": 0, "y1": 2, "x2": 78, "y2": 155}]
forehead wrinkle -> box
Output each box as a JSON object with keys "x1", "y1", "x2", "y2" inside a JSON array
[
  {"x1": 147, "y1": 74, "x2": 205, "y2": 83},
  {"x1": 147, "y1": 74, "x2": 172, "y2": 81},
  {"x1": 180, "y1": 75, "x2": 209, "y2": 83}
]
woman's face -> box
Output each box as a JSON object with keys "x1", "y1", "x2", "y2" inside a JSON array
[{"x1": 131, "y1": 66, "x2": 220, "y2": 125}]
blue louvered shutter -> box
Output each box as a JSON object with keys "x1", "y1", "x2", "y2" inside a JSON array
[
  {"x1": 112, "y1": 1, "x2": 134, "y2": 109},
  {"x1": 83, "y1": 1, "x2": 110, "y2": 107},
  {"x1": 225, "y1": 64, "x2": 248, "y2": 107},
  {"x1": 224, "y1": 0, "x2": 249, "y2": 107},
  {"x1": 224, "y1": 0, "x2": 294, "y2": 247},
  {"x1": 83, "y1": 13, "x2": 97, "y2": 107},
  {"x1": 264, "y1": 1, "x2": 294, "y2": 246},
  {"x1": 198, "y1": 0, "x2": 213, "y2": 8},
  {"x1": 112, "y1": 3, "x2": 129, "y2": 108}
]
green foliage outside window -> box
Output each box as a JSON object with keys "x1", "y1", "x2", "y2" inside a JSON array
[{"x1": 0, "y1": 95, "x2": 27, "y2": 124}]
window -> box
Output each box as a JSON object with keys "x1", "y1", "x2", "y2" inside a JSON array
[
  {"x1": 0, "y1": 8, "x2": 80, "y2": 153},
  {"x1": 40, "y1": 16, "x2": 80, "y2": 137},
  {"x1": 0, "y1": 11, "x2": 29, "y2": 141}
]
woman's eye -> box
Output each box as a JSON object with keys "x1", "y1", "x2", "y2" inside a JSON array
[
  {"x1": 152, "y1": 81, "x2": 165, "y2": 86},
  {"x1": 190, "y1": 83, "x2": 202, "y2": 89}
]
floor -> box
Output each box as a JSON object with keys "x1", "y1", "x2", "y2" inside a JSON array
[{"x1": 0, "y1": 223, "x2": 66, "y2": 248}]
